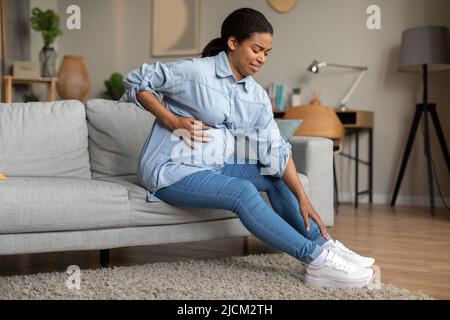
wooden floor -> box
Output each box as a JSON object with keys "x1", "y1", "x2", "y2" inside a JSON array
[{"x1": 1, "y1": 204, "x2": 449, "y2": 299}]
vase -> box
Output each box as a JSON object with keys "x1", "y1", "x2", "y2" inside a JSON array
[
  {"x1": 39, "y1": 46, "x2": 57, "y2": 77},
  {"x1": 57, "y1": 55, "x2": 91, "y2": 101}
]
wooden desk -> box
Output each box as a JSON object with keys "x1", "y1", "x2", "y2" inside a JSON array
[
  {"x1": 3, "y1": 75, "x2": 58, "y2": 103},
  {"x1": 335, "y1": 109, "x2": 374, "y2": 208},
  {"x1": 273, "y1": 111, "x2": 286, "y2": 119}
]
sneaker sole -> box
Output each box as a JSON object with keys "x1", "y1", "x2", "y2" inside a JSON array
[{"x1": 304, "y1": 273, "x2": 374, "y2": 289}]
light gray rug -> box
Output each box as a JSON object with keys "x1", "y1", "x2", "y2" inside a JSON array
[{"x1": 0, "y1": 253, "x2": 433, "y2": 300}]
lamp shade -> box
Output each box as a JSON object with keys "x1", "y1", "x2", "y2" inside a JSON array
[
  {"x1": 283, "y1": 95, "x2": 344, "y2": 141},
  {"x1": 399, "y1": 25, "x2": 450, "y2": 72}
]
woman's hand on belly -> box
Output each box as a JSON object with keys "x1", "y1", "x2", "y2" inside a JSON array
[
  {"x1": 168, "y1": 115, "x2": 212, "y2": 150},
  {"x1": 169, "y1": 126, "x2": 231, "y2": 167}
]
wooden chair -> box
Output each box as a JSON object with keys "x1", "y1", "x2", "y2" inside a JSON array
[{"x1": 283, "y1": 96, "x2": 345, "y2": 209}]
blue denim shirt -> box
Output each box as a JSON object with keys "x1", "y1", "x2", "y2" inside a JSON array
[{"x1": 120, "y1": 50, "x2": 292, "y2": 202}]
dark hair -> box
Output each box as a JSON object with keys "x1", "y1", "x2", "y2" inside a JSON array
[{"x1": 201, "y1": 8, "x2": 273, "y2": 58}]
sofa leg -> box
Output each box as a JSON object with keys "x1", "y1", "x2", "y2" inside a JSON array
[
  {"x1": 243, "y1": 236, "x2": 252, "y2": 255},
  {"x1": 100, "y1": 249, "x2": 110, "y2": 268}
]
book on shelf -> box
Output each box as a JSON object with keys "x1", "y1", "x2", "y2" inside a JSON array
[{"x1": 266, "y1": 83, "x2": 286, "y2": 112}]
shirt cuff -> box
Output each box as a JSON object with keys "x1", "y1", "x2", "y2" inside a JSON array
[
  {"x1": 126, "y1": 85, "x2": 163, "y2": 111},
  {"x1": 259, "y1": 140, "x2": 292, "y2": 178},
  {"x1": 278, "y1": 142, "x2": 292, "y2": 178}
]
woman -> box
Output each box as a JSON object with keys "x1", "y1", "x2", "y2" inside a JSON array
[{"x1": 121, "y1": 8, "x2": 375, "y2": 288}]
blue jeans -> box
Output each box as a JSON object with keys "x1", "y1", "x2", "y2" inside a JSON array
[{"x1": 155, "y1": 163, "x2": 332, "y2": 264}]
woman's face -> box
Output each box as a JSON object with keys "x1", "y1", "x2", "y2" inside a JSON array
[{"x1": 227, "y1": 32, "x2": 272, "y2": 81}]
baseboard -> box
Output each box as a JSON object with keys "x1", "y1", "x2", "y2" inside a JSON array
[{"x1": 337, "y1": 192, "x2": 450, "y2": 208}]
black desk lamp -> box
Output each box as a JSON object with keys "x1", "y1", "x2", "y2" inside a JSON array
[{"x1": 391, "y1": 25, "x2": 450, "y2": 215}]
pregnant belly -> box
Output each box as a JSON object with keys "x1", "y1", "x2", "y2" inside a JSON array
[{"x1": 169, "y1": 126, "x2": 235, "y2": 166}]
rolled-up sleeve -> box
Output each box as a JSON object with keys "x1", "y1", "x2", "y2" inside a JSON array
[
  {"x1": 120, "y1": 61, "x2": 184, "y2": 110},
  {"x1": 255, "y1": 93, "x2": 293, "y2": 178}
]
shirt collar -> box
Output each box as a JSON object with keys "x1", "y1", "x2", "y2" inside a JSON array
[{"x1": 215, "y1": 50, "x2": 253, "y2": 92}]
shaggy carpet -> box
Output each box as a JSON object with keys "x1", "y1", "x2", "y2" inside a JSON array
[{"x1": 0, "y1": 253, "x2": 433, "y2": 300}]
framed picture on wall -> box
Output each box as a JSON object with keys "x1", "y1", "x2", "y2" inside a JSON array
[{"x1": 151, "y1": 0, "x2": 201, "y2": 57}]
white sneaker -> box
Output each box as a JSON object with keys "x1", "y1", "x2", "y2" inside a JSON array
[
  {"x1": 305, "y1": 250, "x2": 374, "y2": 288},
  {"x1": 323, "y1": 240, "x2": 375, "y2": 268}
]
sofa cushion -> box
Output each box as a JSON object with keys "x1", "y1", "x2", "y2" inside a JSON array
[
  {"x1": 0, "y1": 100, "x2": 91, "y2": 179},
  {"x1": 95, "y1": 173, "x2": 309, "y2": 227},
  {"x1": 85, "y1": 99, "x2": 155, "y2": 178},
  {"x1": 0, "y1": 177, "x2": 130, "y2": 234}
]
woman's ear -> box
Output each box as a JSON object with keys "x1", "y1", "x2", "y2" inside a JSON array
[{"x1": 227, "y1": 36, "x2": 238, "y2": 51}]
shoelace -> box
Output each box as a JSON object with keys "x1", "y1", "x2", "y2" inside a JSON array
[
  {"x1": 326, "y1": 250, "x2": 353, "y2": 272},
  {"x1": 334, "y1": 240, "x2": 357, "y2": 256}
]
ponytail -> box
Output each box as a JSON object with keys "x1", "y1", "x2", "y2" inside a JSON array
[
  {"x1": 201, "y1": 8, "x2": 273, "y2": 58},
  {"x1": 201, "y1": 37, "x2": 226, "y2": 58}
]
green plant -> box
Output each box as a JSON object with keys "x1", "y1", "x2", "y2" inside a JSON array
[
  {"x1": 22, "y1": 93, "x2": 40, "y2": 103},
  {"x1": 104, "y1": 73, "x2": 125, "y2": 100},
  {"x1": 30, "y1": 8, "x2": 63, "y2": 47}
]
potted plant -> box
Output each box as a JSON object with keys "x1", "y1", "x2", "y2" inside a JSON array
[
  {"x1": 103, "y1": 73, "x2": 125, "y2": 100},
  {"x1": 22, "y1": 92, "x2": 40, "y2": 102},
  {"x1": 30, "y1": 8, "x2": 63, "y2": 77}
]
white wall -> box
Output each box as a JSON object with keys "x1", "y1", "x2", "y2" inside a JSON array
[
  {"x1": 56, "y1": 0, "x2": 151, "y2": 99},
  {"x1": 48, "y1": 0, "x2": 449, "y2": 205}
]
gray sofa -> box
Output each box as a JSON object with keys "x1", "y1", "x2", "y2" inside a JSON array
[{"x1": 0, "y1": 99, "x2": 334, "y2": 267}]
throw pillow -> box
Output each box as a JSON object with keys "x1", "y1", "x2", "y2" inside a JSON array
[{"x1": 275, "y1": 119, "x2": 303, "y2": 141}]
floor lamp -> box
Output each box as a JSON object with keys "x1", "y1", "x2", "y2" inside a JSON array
[{"x1": 391, "y1": 25, "x2": 450, "y2": 215}]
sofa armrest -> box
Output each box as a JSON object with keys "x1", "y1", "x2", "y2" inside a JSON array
[{"x1": 289, "y1": 136, "x2": 334, "y2": 227}]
